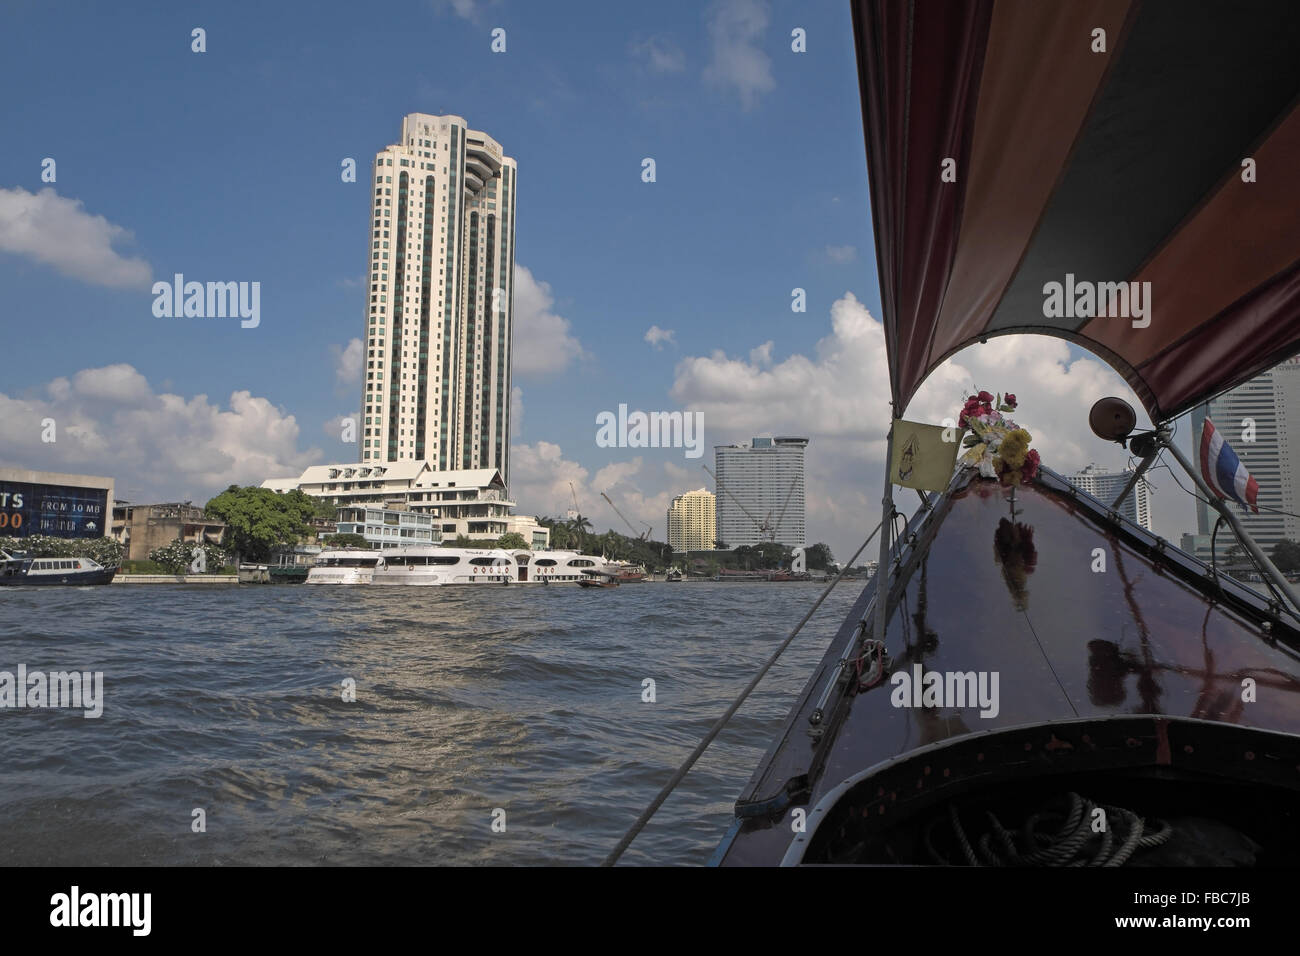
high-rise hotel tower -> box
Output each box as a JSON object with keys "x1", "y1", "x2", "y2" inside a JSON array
[{"x1": 360, "y1": 114, "x2": 517, "y2": 483}]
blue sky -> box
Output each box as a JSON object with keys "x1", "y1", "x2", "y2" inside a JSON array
[{"x1": 0, "y1": 0, "x2": 1196, "y2": 558}]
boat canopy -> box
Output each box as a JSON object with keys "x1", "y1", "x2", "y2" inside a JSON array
[{"x1": 852, "y1": 0, "x2": 1300, "y2": 422}]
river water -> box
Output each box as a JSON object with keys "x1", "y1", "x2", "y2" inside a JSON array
[{"x1": 0, "y1": 580, "x2": 863, "y2": 866}]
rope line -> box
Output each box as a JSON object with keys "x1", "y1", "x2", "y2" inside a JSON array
[{"x1": 601, "y1": 519, "x2": 886, "y2": 866}]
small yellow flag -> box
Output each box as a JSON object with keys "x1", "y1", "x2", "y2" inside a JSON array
[{"x1": 890, "y1": 418, "x2": 960, "y2": 491}]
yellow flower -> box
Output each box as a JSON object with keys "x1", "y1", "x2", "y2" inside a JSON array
[{"x1": 999, "y1": 429, "x2": 1031, "y2": 469}]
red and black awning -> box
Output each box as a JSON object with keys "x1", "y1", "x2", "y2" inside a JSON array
[{"x1": 853, "y1": 0, "x2": 1300, "y2": 422}]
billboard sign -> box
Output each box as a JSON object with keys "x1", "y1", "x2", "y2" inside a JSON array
[{"x1": 0, "y1": 480, "x2": 110, "y2": 539}]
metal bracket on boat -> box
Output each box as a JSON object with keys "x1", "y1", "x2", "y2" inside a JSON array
[
  {"x1": 735, "y1": 774, "x2": 810, "y2": 819},
  {"x1": 808, "y1": 623, "x2": 867, "y2": 734}
]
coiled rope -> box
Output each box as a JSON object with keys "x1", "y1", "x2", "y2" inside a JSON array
[{"x1": 924, "y1": 791, "x2": 1172, "y2": 866}]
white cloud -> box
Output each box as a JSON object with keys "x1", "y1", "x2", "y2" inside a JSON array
[
  {"x1": 0, "y1": 364, "x2": 322, "y2": 503},
  {"x1": 321, "y1": 413, "x2": 357, "y2": 443},
  {"x1": 669, "y1": 291, "x2": 1170, "y2": 562},
  {"x1": 645, "y1": 325, "x2": 676, "y2": 350},
  {"x1": 434, "y1": 0, "x2": 482, "y2": 22},
  {"x1": 824, "y1": 244, "x2": 857, "y2": 264},
  {"x1": 508, "y1": 441, "x2": 591, "y2": 518},
  {"x1": 703, "y1": 0, "x2": 775, "y2": 110},
  {"x1": 512, "y1": 264, "x2": 589, "y2": 379},
  {"x1": 331, "y1": 337, "x2": 363, "y2": 385},
  {"x1": 0, "y1": 187, "x2": 151, "y2": 289},
  {"x1": 632, "y1": 35, "x2": 686, "y2": 73},
  {"x1": 508, "y1": 441, "x2": 685, "y2": 540}
]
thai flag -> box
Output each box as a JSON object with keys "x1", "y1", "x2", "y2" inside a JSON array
[{"x1": 1200, "y1": 418, "x2": 1259, "y2": 513}]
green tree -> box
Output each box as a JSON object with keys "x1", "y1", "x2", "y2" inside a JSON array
[
  {"x1": 805, "y1": 542, "x2": 834, "y2": 571},
  {"x1": 755, "y1": 541, "x2": 789, "y2": 570},
  {"x1": 548, "y1": 521, "x2": 572, "y2": 550},
  {"x1": 310, "y1": 497, "x2": 340, "y2": 521},
  {"x1": 322, "y1": 533, "x2": 369, "y2": 549},
  {"x1": 496, "y1": 532, "x2": 528, "y2": 550},
  {"x1": 204, "y1": 485, "x2": 318, "y2": 561},
  {"x1": 1271, "y1": 539, "x2": 1300, "y2": 573},
  {"x1": 568, "y1": 514, "x2": 593, "y2": 549}
]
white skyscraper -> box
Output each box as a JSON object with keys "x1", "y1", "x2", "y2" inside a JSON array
[
  {"x1": 1184, "y1": 357, "x2": 1300, "y2": 563},
  {"x1": 360, "y1": 114, "x2": 517, "y2": 484},
  {"x1": 714, "y1": 437, "x2": 807, "y2": 548},
  {"x1": 1066, "y1": 463, "x2": 1152, "y2": 530}
]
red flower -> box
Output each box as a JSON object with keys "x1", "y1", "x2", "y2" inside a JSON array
[
  {"x1": 977, "y1": 391, "x2": 994, "y2": 403},
  {"x1": 1004, "y1": 393, "x2": 1017, "y2": 408},
  {"x1": 1023, "y1": 448, "x2": 1041, "y2": 481}
]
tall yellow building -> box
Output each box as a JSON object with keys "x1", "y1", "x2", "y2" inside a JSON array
[{"x1": 667, "y1": 488, "x2": 716, "y2": 553}]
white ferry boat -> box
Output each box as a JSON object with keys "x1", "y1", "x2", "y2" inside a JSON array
[
  {"x1": 511, "y1": 550, "x2": 609, "y2": 584},
  {"x1": 305, "y1": 549, "x2": 382, "y2": 585},
  {"x1": 370, "y1": 547, "x2": 518, "y2": 586},
  {"x1": 0, "y1": 550, "x2": 117, "y2": 586}
]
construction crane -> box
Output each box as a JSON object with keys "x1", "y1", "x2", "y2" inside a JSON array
[
  {"x1": 764, "y1": 473, "x2": 802, "y2": 543},
  {"x1": 601, "y1": 491, "x2": 650, "y2": 540},
  {"x1": 705, "y1": 464, "x2": 800, "y2": 543},
  {"x1": 567, "y1": 481, "x2": 581, "y2": 521}
]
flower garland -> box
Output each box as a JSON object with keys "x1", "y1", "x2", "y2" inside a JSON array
[{"x1": 957, "y1": 390, "x2": 1041, "y2": 485}]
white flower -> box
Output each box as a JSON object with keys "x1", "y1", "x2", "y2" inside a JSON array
[{"x1": 978, "y1": 450, "x2": 998, "y2": 478}]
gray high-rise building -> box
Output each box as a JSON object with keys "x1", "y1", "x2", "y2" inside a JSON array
[
  {"x1": 1065, "y1": 463, "x2": 1152, "y2": 530},
  {"x1": 1182, "y1": 357, "x2": 1300, "y2": 564},
  {"x1": 360, "y1": 113, "x2": 517, "y2": 484},
  {"x1": 714, "y1": 437, "x2": 807, "y2": 548}
]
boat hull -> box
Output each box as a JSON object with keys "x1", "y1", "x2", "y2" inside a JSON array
[
  {"x1": 715, "y1": 468, "x2": 1300, "y2": 866},
  {"x1": 0, "y1": 568, "x2": 117, "y2": 586}
]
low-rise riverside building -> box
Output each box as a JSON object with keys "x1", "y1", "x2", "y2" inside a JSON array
[
  {"x1": 334, "y1": 506, "x2": 441, "y2": 549},
  {"x1": 261, "y1": 460, "x2": 548, "y2": 548},
  {"x1": 110, "y1": 502, "x2": 227, "y2": 562}
]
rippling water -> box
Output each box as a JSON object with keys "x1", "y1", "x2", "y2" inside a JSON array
[{"x1": 0, "y1": 581, "x2": 862, "y2": 866}]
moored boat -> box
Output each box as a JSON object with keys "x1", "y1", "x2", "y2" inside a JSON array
[
  {"x1": 578, "y1": 569, "x2": 620, "y2": 588},
  {"x1": 370, "y1": 547, "x2": 517, "y2": 586},
  {"x1": 510, "y1": 549, "x2": 609, "y2": 584},
  {"x1": 609, "y1": 562, "x2": 646, "y2": 583},
  {"x1": 0, "y1": 550, "x2": 117, "y2": 586},
  {"x1": 305, "y1": 548, "x2": 382, "y2": 585}
]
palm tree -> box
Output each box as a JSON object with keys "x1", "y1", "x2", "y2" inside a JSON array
[{"x1": 569, "y1": 514, "x2": 592, "y2": 549}]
